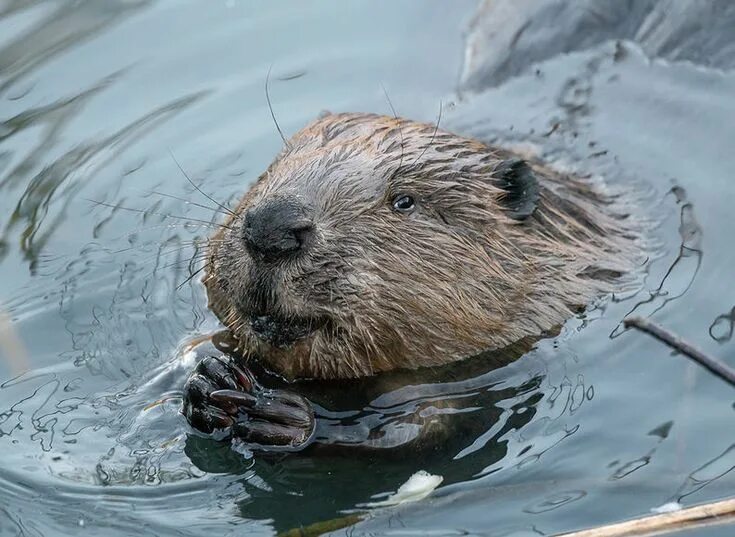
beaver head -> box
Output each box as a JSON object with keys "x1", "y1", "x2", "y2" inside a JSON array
[{"x1": 204, "y1": 112, "x2": 637, "y2": 380}]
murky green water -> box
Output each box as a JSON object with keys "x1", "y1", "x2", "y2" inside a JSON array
[{"x1": 1, "y1": 2, "x2": 734, "y2": 536}]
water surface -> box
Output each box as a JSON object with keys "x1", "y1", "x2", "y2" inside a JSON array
[{"x1": 1, "y1": 2, "x2": 734, "y2": 537}]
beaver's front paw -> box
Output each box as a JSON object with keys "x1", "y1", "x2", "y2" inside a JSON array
[{"x1": 182, "y1": 356, "x2": 315, "y2": 449}]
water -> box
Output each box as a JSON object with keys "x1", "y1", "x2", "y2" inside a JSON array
[{"x1": 1, "y1": 2, "x2": 734, "y2": 536}]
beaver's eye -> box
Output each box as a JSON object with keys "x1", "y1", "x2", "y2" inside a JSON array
[{"x1": 392, "y1": 194, "x2": 415, "y2": 214}]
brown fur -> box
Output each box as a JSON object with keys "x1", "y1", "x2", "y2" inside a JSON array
[{"x1": 204, "y1": 113, "x2": 640, "y2": 380}]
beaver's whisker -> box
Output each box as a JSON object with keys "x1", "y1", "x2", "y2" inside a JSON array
[
  {"x1": 156, "y1": 255, "x2": 208, "y2": 273},
  {"x1": 142, "y1": 255, "x2": 208, "y2": 287},
  {"x1": 151, "y1": 242, "x2": 217, "y2": 260},
  {"x1": 133, "y1": 238, "x2": 208, "y2": 277},
  {"x1": 168, "y1": 150, "x2": 239, "y2": 219},
  {"x1": 381, "y1": 83, "x2": 406, "y2": 189},
  {"x1": 108, "y1": 223, "x2": 210, "y2": 242},
  {"x1": 142, "y1": 250, "x2": 210, "y2": 273},
  {"x1": 141, "y1": 188, "x2": 234, "y2": 218},
  {"x1": 265, "y1": 65, "x2": 291, "y2": 150},
  {"x1": 409, "y1": 100, "x2": 443, "y2": 169},
  {"x1": 101, "y1": 238, "x2": 223, "y2": 265},
  {"x1": 109, "y1": 242, "x2": 195, "y2": 257},
  {"x1": 85, "y1": 199, "x2": 235, "y2": 231},
  {"x1": 184, "y1": 243, "x2": 205, "y2": 277},
  {"x1": 103, "y1": 224, "x2": 227, "y2": 255},
  {"x1": 176, "y1": 264, "x2": 208, "y2": 290}
]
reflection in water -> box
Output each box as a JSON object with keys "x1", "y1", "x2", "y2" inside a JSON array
[
  {"x1": 0, "y1": 1, "x2": 150, "y2": 95},
  {"x1": 0, "y1": 69, "x2": 124, "y2": 191},
  {"x1": 608, "y1": 421, "x2": 673, "y2": 480},
  {"x1": 710, "y1": 307, "x2": 735, "y2": 344},
  {"x1": 0, "y1": 82, "x2": 209, "y2": 270},
  {"x1": 0, "y1": 307, "x2": 29, "y2": 374},
  {"x1": 610, "y1": 185, "x2": 703, "y2": 338},
  {"x1": 672, "y1": 444, "x2": 735, "y2": 503},
  {"x1": 523, "y1": 489, "x2": 587, "y2": 515}
]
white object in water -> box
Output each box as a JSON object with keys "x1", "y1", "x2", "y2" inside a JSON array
[
  {"x1": 363, "y1": 470, "x2": 443, "y2": 508},
  {"x1": 651, "y1": 501, "x2": 683, "y2": 514}
]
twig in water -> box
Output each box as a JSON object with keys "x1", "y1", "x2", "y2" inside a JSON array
[
  {"x1": 624, "y1": 316, "x2": 735, "y2": 387},
  {"x1": 557, "y1": 497, "x2": 735, "y2": 537}
]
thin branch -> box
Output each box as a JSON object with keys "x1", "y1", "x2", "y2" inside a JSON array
[
  {"x1": 624, "y1": 316, "x2": 735, "y2": 387},
  {"x1": 557, "y1": 497, "x2": 735, "y2": 537}
]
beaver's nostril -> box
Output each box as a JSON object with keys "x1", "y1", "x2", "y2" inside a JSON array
[
  {"x1": 291, "y1": 223, "x2": 314, "y2": 246},
  {"x1": 242, "y1": 196, "x2": 314, "y2": 260}
]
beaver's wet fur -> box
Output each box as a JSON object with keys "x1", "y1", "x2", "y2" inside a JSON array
[{"x1": 203, "y1": 112, "x2": 640, "y2": 381}]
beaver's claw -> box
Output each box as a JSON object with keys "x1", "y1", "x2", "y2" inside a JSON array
[{"x1": 182, "y1": 355, "x2": 315, "y2": 449}]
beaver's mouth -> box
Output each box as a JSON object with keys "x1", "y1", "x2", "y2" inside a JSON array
[{"x1": 248, "y1": 313, "x2": 325, "y2": 348}]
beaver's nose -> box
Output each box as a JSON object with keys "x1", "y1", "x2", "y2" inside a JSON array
[{"x1": 242, "y1": 196, "x2": 314, "y2": 260}]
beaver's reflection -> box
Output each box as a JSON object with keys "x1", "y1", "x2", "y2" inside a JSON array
[{"x1": 184, "y1": 339, "x2": 544, "y2": 533}]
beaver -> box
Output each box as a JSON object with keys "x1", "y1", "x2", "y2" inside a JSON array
[{"x1": 182, "y1": 112, "x2": 639, "y2": 450}]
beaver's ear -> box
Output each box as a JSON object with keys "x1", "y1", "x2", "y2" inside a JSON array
[{"x1": 493, "y1": 159, "x2": 539, "y2": 221}]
